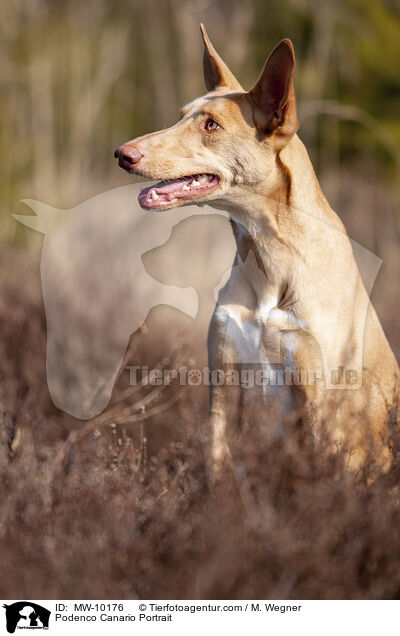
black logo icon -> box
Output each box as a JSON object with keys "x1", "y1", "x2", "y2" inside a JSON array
[{"x1": 3, "y1": 603, "x2": 50, "y2": 633}]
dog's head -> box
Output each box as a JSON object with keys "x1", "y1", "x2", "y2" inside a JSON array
[{"x1": 115, "y1": 25, "x2": 298, "y2": 212}]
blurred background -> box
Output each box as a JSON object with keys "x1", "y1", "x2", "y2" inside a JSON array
[
  {"x1": 1, "y1": 0, "x2": 400, "y2": 349},
  {"x1": 1, "y1": 0, "x2": 400, "y2": 600},
  {"x1": 1, "y1": 0, "x2": 399, "y2": 213}
]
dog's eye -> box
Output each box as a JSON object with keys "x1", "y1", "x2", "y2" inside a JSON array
[{"x1": 203, "y1": 118, "x2": 221, "y2": 132}]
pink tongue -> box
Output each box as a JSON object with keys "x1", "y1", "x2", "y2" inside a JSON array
[{"x1": 154, "y1": 178, "x2": 189, "y2": 194}]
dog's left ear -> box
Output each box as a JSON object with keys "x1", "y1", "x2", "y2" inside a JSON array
[
  {"x1": 200, "y1": 24, "x2": 243, "y2": 92},
  {"x1": 249, "y1": 39, "x2": 298, "y2": 143}
]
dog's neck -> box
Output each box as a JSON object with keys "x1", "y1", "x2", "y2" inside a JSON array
[
  {"x1": 223, "y1": 134, "x2": 350, "y2": 300},
  {"x1": 278, "y1": 135, "x2": 345, "y2": 227},
  {"x1": 223, "y1": 134, "x2": 346, "y2": 251},
  {"x1": 229, "y1": 135, "x2": 344, "y2": 236}
]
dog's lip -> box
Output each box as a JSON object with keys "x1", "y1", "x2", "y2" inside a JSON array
[{"x1": 138, "y1": 173, "x2": 221, "y2": 210}]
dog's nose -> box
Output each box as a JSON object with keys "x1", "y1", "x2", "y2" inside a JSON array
[{"x1": 114, "y1": 144, "x2": 143, "y2": 170}]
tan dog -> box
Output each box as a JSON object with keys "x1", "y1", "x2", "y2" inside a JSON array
[{"x1": 115, "y1": 25, "x2": 399, "y2": 475}]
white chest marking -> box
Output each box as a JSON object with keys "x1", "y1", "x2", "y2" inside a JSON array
[{"x1": 215, "y1": 298, "x2": 305, "y2": 366}]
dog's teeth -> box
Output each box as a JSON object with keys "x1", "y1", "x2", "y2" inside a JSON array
[
  {"x1": 182, "y1": 184, "x2": 189, "y2": 191},
  {"x1": 151, "y1": 190, "x2": 159, "y2": 200},
  {"x1": 198, "y1": 175, "x2": 208, "y2": 183},
  {"x1": 192, "y1": 179, "x2": 200, "y2": 187}
]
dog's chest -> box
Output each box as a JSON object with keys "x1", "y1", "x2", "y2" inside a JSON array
[{"x1": 215, "y1": 296, "x2": 298, "y2": 366}]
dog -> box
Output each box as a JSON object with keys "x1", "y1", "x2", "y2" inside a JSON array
[{"x1": 115, "y1": 25, "x2": 399, "y2": 476}]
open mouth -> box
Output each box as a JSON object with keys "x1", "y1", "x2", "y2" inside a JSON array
[{"x1": 138, "y1": 174, "x2": 220, "y2": 209}]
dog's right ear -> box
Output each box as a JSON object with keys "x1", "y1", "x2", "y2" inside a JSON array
[{"x1": 200, "y1": 24, "x2": 242, "y2": 92}]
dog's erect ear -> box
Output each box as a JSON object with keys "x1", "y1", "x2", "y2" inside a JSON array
[
  {"x1": 248, "y1": 39, "x2": 298, "y2": 142},
  {"x1": 200, "y1": 24, "x2": 243, "y2": 92}
]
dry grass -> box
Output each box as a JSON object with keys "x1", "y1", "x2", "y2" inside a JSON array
[{"x1": 0, "y1": 243, "x2": 400, "y2": 601}]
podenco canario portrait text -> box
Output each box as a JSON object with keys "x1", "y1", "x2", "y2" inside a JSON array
[{"x1": 115, "y1": 25, "x2": 399, "y2": 476}]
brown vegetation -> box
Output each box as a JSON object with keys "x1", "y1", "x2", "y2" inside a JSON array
[{"x1": 0, "y1": 239, "x2": 399, "y2": 600}]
